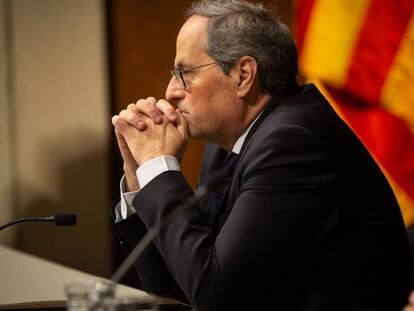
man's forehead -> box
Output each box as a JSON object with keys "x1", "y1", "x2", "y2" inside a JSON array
[
  {"x1": 178, "y1": 15, "x2": 209, "y2": 38},
  {"x1": 174, "y1": 15, "x2": 209, "y2": 66}
]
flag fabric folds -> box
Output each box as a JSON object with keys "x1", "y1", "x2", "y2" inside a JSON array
[{"x1": 296, "y1": 0, "x2": 414, "y2": 226}]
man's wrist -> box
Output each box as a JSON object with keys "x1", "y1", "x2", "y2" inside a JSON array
[{"x1": 124, "y1": 165, "x2": 139, "y2": 191}]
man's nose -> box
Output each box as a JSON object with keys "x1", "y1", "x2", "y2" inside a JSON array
[{"x1": 165, "y1": 76, "x2": 185, "y2": 102}]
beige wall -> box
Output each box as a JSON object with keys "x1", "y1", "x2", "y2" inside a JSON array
[
  {"x1": 0, "y1": 0, "x2": 111, "y2": 277},
  {"x1": 0, "y1": 0, "x2": 14, "y2": 246}
]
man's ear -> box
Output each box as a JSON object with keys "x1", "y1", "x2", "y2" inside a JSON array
[{"x1": 232, "y1": 56, "x2": 258, "y2": 98}]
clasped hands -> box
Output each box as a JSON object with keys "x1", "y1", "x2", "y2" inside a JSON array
[{"x1": 112, "y1": 97, "x2": 189, "y2": 191}]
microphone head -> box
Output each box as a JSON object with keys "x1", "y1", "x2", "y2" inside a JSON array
[{"x1": 54, "y1": 213, "x2": 77, "y2": 226}]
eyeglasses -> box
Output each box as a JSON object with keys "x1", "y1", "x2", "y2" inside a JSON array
[{"x1": 171, "y1": 62, "x2": 217, "y2": 90}]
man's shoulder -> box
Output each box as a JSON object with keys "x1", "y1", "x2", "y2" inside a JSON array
[
  {"x1": 270, "y1": 83, "x2": 330, "y2": 115},
  {"x1": 249, "y1": 84, "x2": 337, "y2": 138}
]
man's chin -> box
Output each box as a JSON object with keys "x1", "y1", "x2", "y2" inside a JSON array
[{"x1": 188, "y1": 126, "x2": 202, "y2": 139}]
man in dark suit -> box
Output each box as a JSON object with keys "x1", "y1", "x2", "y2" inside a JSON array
[{"x1": 111, "y1": 0, "x2": 413, "y2": 310}]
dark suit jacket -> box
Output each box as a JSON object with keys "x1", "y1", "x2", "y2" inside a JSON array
[{"x1": 112, "y1": 84, "x2": 414, "y2": 311}]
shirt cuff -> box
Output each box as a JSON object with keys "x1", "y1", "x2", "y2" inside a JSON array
[
  {"x1": 136, "y1": 155, "x2": 180, "y2": 188},
  {"x1": 115, "y1": 175, "x2": 139, "y2": 222}
]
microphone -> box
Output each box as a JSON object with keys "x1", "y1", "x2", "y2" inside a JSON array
[
  {"x1": 0, "y1": 213, "x2": 77, "y2": 231},
  {"x1": 54, "y1": 213, "x2": 77, "y2": 226}
]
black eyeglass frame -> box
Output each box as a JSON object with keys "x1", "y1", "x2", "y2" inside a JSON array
[{"x1": 170, "y1": 62, "x2": 217, "y2": 89}]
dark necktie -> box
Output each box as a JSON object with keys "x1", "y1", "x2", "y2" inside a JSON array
[
  {"x1": 222, "y1": 152, "x2": 238, "y2": 176},
  {"x1": 205, "y1": 152, "x2": 238, "y2": 233}
]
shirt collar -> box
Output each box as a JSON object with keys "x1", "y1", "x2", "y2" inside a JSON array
[{"x1": 232, "y1": 112, "x2": 262, "y2": 155}]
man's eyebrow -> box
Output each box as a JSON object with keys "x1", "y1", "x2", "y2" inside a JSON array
[{"x1": 176, "y1": 61, "x2": 191, "y2": 69}]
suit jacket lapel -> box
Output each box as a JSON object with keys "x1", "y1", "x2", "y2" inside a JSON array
[
  {"x1": 221, "y1": 85, "x2": 304, "y2": 224},
  {"x1": 200, "y1": 84, "x2": 303, "y2": 231}
]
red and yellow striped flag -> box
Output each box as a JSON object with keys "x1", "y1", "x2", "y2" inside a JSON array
[{"x1": 295, "y1": 0, "x2": 414, "y2": 226}]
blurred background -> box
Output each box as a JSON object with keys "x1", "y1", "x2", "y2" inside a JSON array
[{"x1": 0, "y1": 0, "x2": 412, "y2": 288}]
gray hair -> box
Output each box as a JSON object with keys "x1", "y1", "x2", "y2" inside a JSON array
[{"x1": 185, "y1": 0, "x2": 298, "y2": 95}]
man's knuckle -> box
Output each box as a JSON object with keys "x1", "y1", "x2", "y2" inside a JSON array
[
  {"x1": 113, "y1": 117, "x2": 122, "y2": 128},
  {"x1": 136, "y1": 99, "x2": 147, "y2": 107},
  {"x1": 155, "y1": 100, "x2": 165, "y2": 109}
]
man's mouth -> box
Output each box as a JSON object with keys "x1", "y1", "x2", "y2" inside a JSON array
[{"x1": 177, "y1": 108, "x2": 189, "y2": 115}]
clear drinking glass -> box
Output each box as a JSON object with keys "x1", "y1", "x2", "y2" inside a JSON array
[
  {"x1": 64, "y1": 282, "x2": 95, "y2": 311},
  {"x1": 64, "y1": 279, "x2": 157, "y2": 311}
]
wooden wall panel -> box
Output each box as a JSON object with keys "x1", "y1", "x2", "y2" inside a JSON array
[{"x1": 108, "y1": 0, "x2": 203, "y2": 192}]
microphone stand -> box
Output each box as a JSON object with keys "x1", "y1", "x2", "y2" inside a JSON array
[{"x1": 0, "y1": 216, "x2": 55, "y2": 231}]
